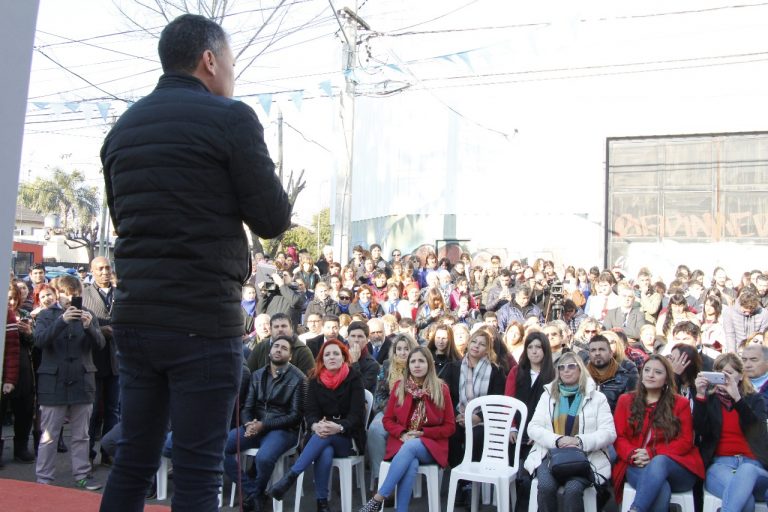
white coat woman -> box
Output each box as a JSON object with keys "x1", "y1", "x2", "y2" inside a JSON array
[{"x1": 524, "y1": 351, "x2": 616, "y2": 512}]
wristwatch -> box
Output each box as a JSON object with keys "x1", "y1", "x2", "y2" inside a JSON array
[{"x1": 339, "y1": 424, "x2": 345, "y2": 434}]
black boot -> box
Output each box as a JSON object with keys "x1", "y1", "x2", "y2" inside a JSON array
[
  {"x1": 268, "y1": 470, "x2": 299, "y2": 501},
  {"x1": 317, "y1": 498, "x2": 333, "y2": 512}
]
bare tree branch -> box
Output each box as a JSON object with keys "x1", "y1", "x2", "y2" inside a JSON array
[{"x1": 234, "y1": 0, "x2": 289, "y2": 70}]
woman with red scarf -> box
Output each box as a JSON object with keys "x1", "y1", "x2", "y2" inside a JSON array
[
  {"x1": 612, "y1": 355, "x2": 704, "y2": 512},
  {"x1": 269, "y1": 339, "x2": 366, "y2": 512},
  {"x1": 359, "y1": 346, "x2": 455, "y2": 512}
]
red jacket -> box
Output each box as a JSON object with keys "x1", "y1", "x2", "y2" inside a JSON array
[
  {"x1": 612, "y1": 393, "x2": 704, "y2": 501},
  {"x1": 3, "y1": 308, "x2": 20, "y2": 386},
  {"x1": 383, "y1": 380, "x2": 455, "y2": 467}
]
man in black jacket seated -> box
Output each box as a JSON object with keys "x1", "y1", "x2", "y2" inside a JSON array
[
  {"x1": 99, "y1": 14, "x2": 292, "y2": 511},
  {"x1": 224, "y1": 337, "x2": 306, "y2": 512}
]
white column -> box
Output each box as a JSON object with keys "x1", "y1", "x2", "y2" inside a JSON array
[{"x1": 0, "y1": 2, "x2": 40, "y2": 383}]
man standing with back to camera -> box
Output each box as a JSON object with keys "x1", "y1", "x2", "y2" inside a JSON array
[{"x1": 99, "y1": 14, "x2": 292, "y2": 512}]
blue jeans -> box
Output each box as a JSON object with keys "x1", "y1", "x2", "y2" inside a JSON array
[
  {"x1": 705, "y1": 455, "x2": 768, "y2": 512},
  {"x1": 99, "y1": 328, "x2": 242, "y2": 512},
  {"x1": 290, "y1": 433, "x2": 353, "y2": 500},
  {"x1": 378, "y1": 439, "x2": 435, "y2": 512},
  {"x1": 626, "y1": 455, "x2": 698, "y2": 512},
  {"x1": 366, "y1": 412, "x2": 388, "y2": 483},
  {"x1": 224, "y1": 426, "x2": 297, "y2": 497}
]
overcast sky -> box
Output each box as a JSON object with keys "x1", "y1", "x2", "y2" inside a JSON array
[{"x1": 21, "y1": 0, "x2": 768, "y2": 223}]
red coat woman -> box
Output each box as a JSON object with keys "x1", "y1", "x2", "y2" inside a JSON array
[
  {"x1": 612, "y1": 355, "x2": 705, "y2": 508},
  {"x1": 383, "y1": 378, "x2": 455, "y2": 467},
  {"x1": 360, "y1": 347, "x2": 455, "y2": 512}
]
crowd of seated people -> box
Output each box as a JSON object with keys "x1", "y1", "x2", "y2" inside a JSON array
[{"x1": 5, "y1": 245, "x2": 768, "y2": 512}]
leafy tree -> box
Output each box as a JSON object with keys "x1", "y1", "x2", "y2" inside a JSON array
[
  {"x1": 276, "y1": 207, "x2": 331, "y2": 256},
  {"x1": 18, "y1": 168, "x2": 101, "y2": 261}
]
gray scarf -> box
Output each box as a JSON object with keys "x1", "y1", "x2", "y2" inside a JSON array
[{"x1": 458, "y1": 356, "x2": 492, "y2": 411}]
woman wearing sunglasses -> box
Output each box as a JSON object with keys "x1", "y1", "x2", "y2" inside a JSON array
[
  {"x1": 612, "y1": 355, "x2": 704, "y2": 512},
  {"x1": 525, "y1": 352, "x2": 616, "y2": 512}
]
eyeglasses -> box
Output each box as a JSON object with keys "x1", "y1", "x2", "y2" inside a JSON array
[
  {"x1": 339, "y1": 296, "x2": 351, "y2": 301},
  {"x1": 557, "y1": 363, "x2": 579, "y2": 371}
]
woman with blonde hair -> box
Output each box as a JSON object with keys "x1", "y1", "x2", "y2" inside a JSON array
[
  {"x1": 526, "y1": 351, "x2": 616, "y2": 512},
  {"x1": 451, "y1": 323, "x2": 471, "y2": 355},
  {"x1": 693, "y1": 352, "x2": 768, "y2": 512},
  {"x1": 416, "y1": 288, "x2": 447, "y2": 339},
  {"x1": 443, "y1": 328, "x2": 506, "y2": 468},
  {"x1": 366, "y1": 333, "x2": 420, "y2": 488},
  {"x1": 359, "y1": 347, "x2": 455, "y2": 512},
  {"x1": 574, "y1": 318, "x2": 601, "y2": 346}
]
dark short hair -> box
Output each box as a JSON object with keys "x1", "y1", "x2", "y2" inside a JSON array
[
  {"x1": 158, "y1": 14, "x2": 228, "y2": 73},
  {"x1": 672, "y1": 321, "x2": 700, "y2": 340},
  {"x1": 270, "y1": 313, "x2": 292, "y2": 328},
  {"x1": 499, "y1": 269, "x2": 511, "y2": 278},
  {"x1": 30, "y1": 263, "x2": 45, "y2": 271},
  {"x1": 322, "y1": 314, "x2": 340, "y2": 325},
  {"x1": 271, "y1": 335, "x2": 293, "y2": 352},
  {"x1": 588, "y1": 334, "x2": 611, "y2": 349},
  {"x1": 370, "y1": 244, "x2": 381, "y2": 251},
  {"x1": 483, "y1": 311, "x2": 497, "y2": 321},
  {"x1": 347, "y1": 321, "x2": 369, "y2": 338}
]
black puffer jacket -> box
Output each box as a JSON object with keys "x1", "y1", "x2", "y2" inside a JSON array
[{"x1": 101, "y1": 73, "x2": 291, "y2": 338}]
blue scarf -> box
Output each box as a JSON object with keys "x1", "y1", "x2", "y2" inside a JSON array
[
  {"x1": 358, "y1": 300, "x2": 371, "y2": 318},
  {"x1": 241, "y1": 299, "x2": 256, "y2": 316},
  {"x1": 751, "y1": 373, "x2": 768, "y2": 392}
]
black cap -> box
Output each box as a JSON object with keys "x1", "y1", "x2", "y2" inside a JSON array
[{"x1": 78, "y1": 266, "x2": 87, "y2": 272}]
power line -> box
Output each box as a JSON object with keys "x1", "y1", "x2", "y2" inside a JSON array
[
  {"x1": 36, "y1": 29, "x2": 157, "y2": 62},
  {"x1": 34, "y1": 47, "x2": 130, "y2": 103}
]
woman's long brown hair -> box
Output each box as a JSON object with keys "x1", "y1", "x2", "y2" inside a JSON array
[{"x1": 628, "y1": 355, "x2": 680, "y2": 441}]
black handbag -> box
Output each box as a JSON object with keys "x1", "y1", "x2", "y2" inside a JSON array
[{"x1": 548, "y1": 447, "x2": 593, "y2": 483}]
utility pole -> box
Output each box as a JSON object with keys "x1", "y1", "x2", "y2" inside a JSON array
[
  {"x1": 277, "y1": 109, "x2": 284, "y2": 182},
  {"x1": 332, "y1": 1, "x2": 368, "y2": 263},
  {"x1": 98, "y1": 190, "x2": 108, "y2": 256}
]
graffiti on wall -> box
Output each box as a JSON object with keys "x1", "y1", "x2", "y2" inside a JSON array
[{"x1": 613, "y1": 212, "x2": 768, "y2": 239}]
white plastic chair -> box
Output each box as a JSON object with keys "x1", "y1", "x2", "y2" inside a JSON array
[
  {"x1": 621, "y1": 482, "x2": 694, "y2": 512},
  {"x1": 528, "y1": 477, "x2": 598, "y2": 512},
  {"x1": 293, "y1": 389, "x2": 374, "y2": 512},
  {"x1": 229, "y1": 437, "x2": 300, "y2": 511},
  {"x1": 378, "y1": 461, "x2": 442, "y2": 512},
  {"x1": 445, "y1": 395, "x2": 528, "y2": 512},
  {"x1": 703, "y1": 489, "x2": 768, "y2": 512},
  {"x1": 155, "y1": 455, "x2": 222, "y2": 506}
]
